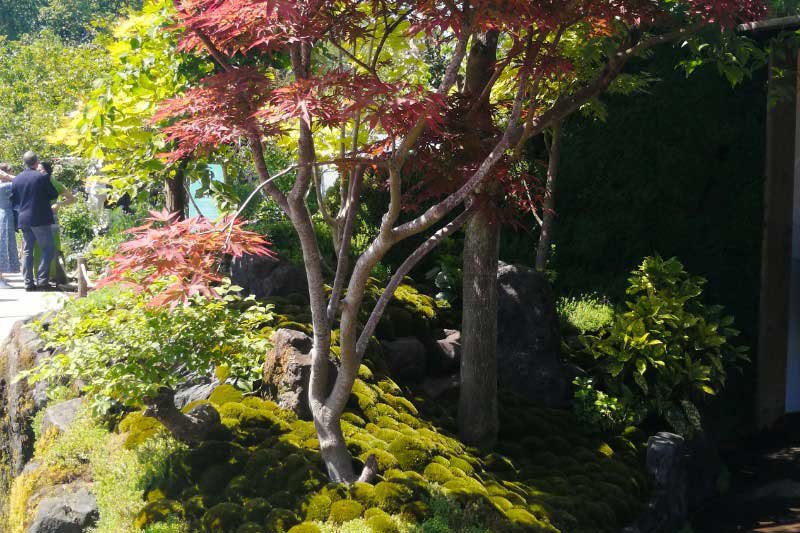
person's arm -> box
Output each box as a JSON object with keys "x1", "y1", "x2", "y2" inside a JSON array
[{"x1": 50, "y1": 178, "x2": 75, "y2": 213}]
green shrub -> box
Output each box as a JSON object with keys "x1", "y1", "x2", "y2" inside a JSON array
[
  {"x1": 264, "y1": 508, "x2": 300, "y2": 533},
  {"x1": 288, "y1": 524, "x2": 322, "y2": 533},
  {"x1": 571, "y1": 256, "x2": 749, "y2": 436},
  {"x1": 22, "y1": 283, "x2": 273, "y2": 415}
]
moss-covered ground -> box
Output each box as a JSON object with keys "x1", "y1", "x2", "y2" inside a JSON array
[{"x1": 126, "y1": 373, "x2": 648, "y2": 532}]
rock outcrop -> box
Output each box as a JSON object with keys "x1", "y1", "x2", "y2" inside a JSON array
[
  {"x1": 496, "y1": 262, "x2": 568, "y2": 408},
  {"x1": 229, "y1": 254, "x2": 308, "y2": 300},
  {"x1": 39, "y1": 398, "x2": 83, "y2": 437},
  {"x1": 0, "y1": 317, "x2": 52, "y2": 519},
  {"x1": 381, "y1": 337, "x2": 427, "y2": 383},
  {"x1": 262, "y1": 329, "x2": 336, "y2": 419}
]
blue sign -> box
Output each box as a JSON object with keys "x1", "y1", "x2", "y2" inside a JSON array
[{"x1": 188, "y1": 164, "x2": 224, "y2": 221}]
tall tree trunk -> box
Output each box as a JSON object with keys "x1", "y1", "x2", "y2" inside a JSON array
[
  {"x1": 535, "y1": 123, "x2": 562, "y2": 272},
  {"x1": 458, "y1": 30, "x2": 501, "y2": 448},
  {"x1": 165, "y1": 161, "x2": 187, "y2": 219},
  {"x1": 459, "y1": 208, "x2": 501, "y2": 448}
]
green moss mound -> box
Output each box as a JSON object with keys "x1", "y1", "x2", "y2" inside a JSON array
[
  {"x1": 133, "y1": 499, "x2": 183, "y2": 528},
  {"x1": 126, "y1": 356, "x2": 646, "y2": 532},
  {"x1": 329, "y1": 499, "x2": 364, "y2": 523}
]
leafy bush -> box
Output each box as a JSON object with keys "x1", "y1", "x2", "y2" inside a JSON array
[
  {"x1": 21, "y1": 282, "x2": 274, "y2": 414},
  {"x1": 571, "y1": 256, "x2": 748, "y2": 436},
  {"x1": 571, "y1": 377, "x2": 637, "y2": 434},
  {"x1": 557, "y1": 295, "x2": 614, "y2": 334},
  {"x1": 58, "y1": 201, "x2": 101, "y2": 257}
]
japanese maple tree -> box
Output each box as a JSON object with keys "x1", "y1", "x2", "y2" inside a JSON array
[{"x1": 153, "y1": 0, "x2": 765, "y2": 483}]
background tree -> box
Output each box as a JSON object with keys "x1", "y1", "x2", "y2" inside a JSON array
[
  {"x1": 152, "y1": 0, "x2": 764, "y2": 483},
  {"x1": 54, "y1": 0, "x2": 212, "y2": 212},
  {"x1": 0, "y1": 31, "x2": 107, "y2": 165}
]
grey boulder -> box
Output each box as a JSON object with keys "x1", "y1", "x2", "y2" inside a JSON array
[
  {"x1": 39, "y1": 398, "x2": 83, "y2": 436},
  {"x1": 28, "y1": 484, "x2": 98, "y2": 533}
]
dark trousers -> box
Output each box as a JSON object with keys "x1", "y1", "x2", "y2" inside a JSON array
[{"x1": 21, "y1": 225, "x2": 54, "y2": 287}]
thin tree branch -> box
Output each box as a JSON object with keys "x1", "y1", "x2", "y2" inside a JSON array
[
  {"x1": 356, "y1": 205, "x2": 474, "y2": 357},
  {"x1": 327, "y1": 166, "x2": 364, "y2": 322}
]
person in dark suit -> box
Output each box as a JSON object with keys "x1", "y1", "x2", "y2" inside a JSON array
[{"x1": 12, "y1": 151, "x2": 58, "y2": 291}]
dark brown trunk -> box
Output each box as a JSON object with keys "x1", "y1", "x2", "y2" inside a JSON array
[
  {"x1": 535, "y1": 123, "x2": 562, "y2": 272},
  {"x1": 458, "y1": 30, "x2": 501, "y2": 448},
  {"x1": 165, "y1": 161, "x2": 187, "y2": 219},
  {"x1": 459, "y1": 208, "x2": 501, "y2": 448}
]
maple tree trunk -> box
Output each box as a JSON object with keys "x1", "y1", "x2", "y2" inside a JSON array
[
  {"x1": 459, "y1": 208, "x2": 501, "y2": 448},
  {"x1": 165, "y1": 161, "x2": 187, "y2": 220},
  {"x1": 535, "y1": 123, "x2": 562, "y2": 272}
]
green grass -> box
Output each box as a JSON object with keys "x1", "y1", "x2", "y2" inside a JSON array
[{"x1": 557, "y1": 295, "x2": 615, "y2": 334}]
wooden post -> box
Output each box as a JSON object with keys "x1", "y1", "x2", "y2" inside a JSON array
[
  {"x1": 77, "y1": 255, "x2": 88, "y2": 298},
  {"x1": 757, "y1": 42, "x2": 800, "y2": 429}
]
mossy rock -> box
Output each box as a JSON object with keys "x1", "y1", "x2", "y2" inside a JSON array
[
  {"x1": 329, "y1": 499, "x2": 364, "y2": 523},
  {"x1": 373, "y1": 481, "x2": 414, "y2": 513},
  {"x1": 349, "y1": 482, "x2": 377, "y2": 507},
  {"x1": 386, "y1": 436, "x2": 431, "y2": 471},
  {"x1": 365, "y1": 513, "x2": 400, "y2": 533},
  {"x1": 318, "y1": 483, "x2": 349, "y2": 503},
  {"x1": 364, "y1": 507, "x2": 389, "y2": 520},
  {"x1": 301, "y1": 493, "x2": 331, "y2": 521},
  {"x1": 360, "y1": 449, "x2": 398, "y2": 471},
  {"x1": 448, "y1": 456, "x2": 474, "y2": 475},
  {"x1": 400, "y1": 500, "x2": 430, "y2": 522},
  {"x1": 202, "y1": 502, "x2": 246, "y2": 532},
  {"x1": 505, "y1": 507, "x2": 557, "y2": 532},
  {"x1": 200, "y1": 463, "x2": 241, "y2": 495},
  {"x1": 288, "y1": 524, "x2": 322, "y2": 533},
  {"x1": 183, "y1": 494, "x2": 207, "y2": 519},
  {"x1": 342, "y1": 412, "x2": 367, "y2": 427},
  {"x1": 209, "y1": 384, "x2": 244, "y2": 405},
  {"x1": 358, "y1": 364, "x2": 375, "y2": 382},
  {"x1": 187, "y1": 441, "x2": 246, "y2": 472},
  {"x1": 133, "y1": 499, "x2": 183, "y2": 528},
  {"x1": 244, "y1": 497, "x2": 272, "y2": 523},
  {"x1": 237, "y1": 523, "x2": 266, "y2": 533},
  {"x1": 119, "y1": 411, "x2": 164, "y2": 449},
  {"x1": 225, "y1": 474, "x2": 252, "y2": 501},
  {"x1": 442, "y1": 477, "x2": 489, "y2": 500},
  {"x1": 490, "y1": 496, "x2": 514, "y2": 512},
  {"x1": 485, "y1": 453, "x2": 516, "y2": 473},
  {"x1": 269, "y1": 490, "x2": 294, "y2": 509},
  {"x1": 264, "y1": 508, "x2": 300, "y2": 533}
]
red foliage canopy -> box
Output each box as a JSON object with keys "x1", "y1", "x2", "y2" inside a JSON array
[{"x1": 99, "y1": 210, "x2": 274, "y2": 307}]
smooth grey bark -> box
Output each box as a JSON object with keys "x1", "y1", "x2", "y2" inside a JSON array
[
  {"x1": 459, "y1": 208, "x2": 501, "y2": 448},
  {"x1": 535, "y1": 123, "x2": 562, "y2": 272}
]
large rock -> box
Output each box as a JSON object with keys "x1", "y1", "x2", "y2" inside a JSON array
[
  {"x1": 28, "y1": 484, "x2": 98, "y2": 533},
  {"x1": 39, "y1": 398, "x2": 83, "y2": 436},
  {"x1": 624, "y1": 432, "x2": 688, "y2": 533},
  {"x1": 381, "y1": 337, "x2": 427, "y2": 383},
  {"x1": 1, "y1": 316, "x2": 55, "y2": 517},
  {"x1": 262, "y1": 329, "x2": 336, "y2": 420},
  {"x1": 496, "y1": 262, "x2": 568, "y2": 407},
  {"x1": 230, "y1": 254, "x2": 307, "y2": 299}
]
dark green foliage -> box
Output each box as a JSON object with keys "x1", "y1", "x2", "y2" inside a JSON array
[{"x1": 244, "y1": 498, "x2": 272, "y2": 523}]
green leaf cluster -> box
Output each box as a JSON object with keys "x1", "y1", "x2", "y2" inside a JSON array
[
  {"x1": 20, "y1": 281, "x2": 274, "y2": 415},
  {"x1": 572, "y1": 255, "x2": 748, "y2": 436}
]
